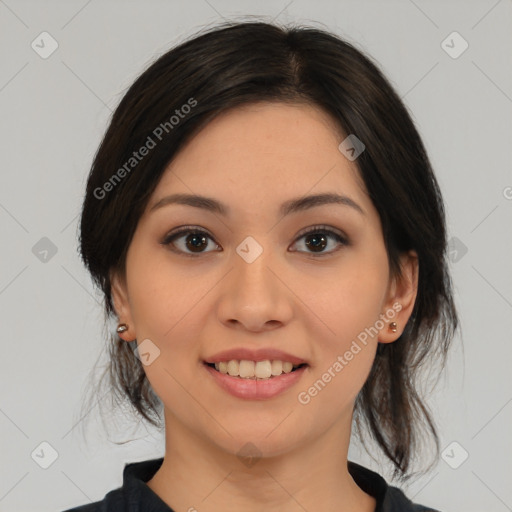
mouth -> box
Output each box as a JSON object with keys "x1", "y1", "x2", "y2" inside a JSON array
[
  {"x1": 203, "y1": 360, "x2": 308, "y2": 380},
  {"x1": 202, "y1": 358, "x2": 309, "y2": 400}
]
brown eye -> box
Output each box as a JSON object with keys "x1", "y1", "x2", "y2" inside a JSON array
[
  {"x1": 161, "y1": 224, "x2": 348, "y2": 258},
  {"x1": 291, "y1": 225, "x2": 349, "y2": 256},
  {"x1": 183, "y1": 233, "x2": 209, "y2": 252},
  {"x1": 161, "y1": 227, "x2": 220, "y2": 256},
  {"x1": 304, "y1": 232, "x2": 328, "y2": 252}
]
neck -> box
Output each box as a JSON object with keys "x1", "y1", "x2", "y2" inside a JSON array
[{"x1": 146, "y1": 407, "x2": 376, "y2": 512}]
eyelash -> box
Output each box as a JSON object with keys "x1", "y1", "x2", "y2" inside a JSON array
[{"x1": 160, "y1": 224, "x2": 349, "y2": 258}]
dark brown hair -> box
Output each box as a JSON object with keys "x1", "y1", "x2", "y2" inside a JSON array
[{"x1": 78, "y1": 19, "x2": 458, "y2": 482}]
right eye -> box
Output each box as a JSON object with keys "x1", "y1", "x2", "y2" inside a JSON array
[{"x1": 161, "y1": 226, "x2": 221, "y2": 257}]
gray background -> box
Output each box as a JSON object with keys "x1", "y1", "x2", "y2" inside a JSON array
[{"x1": 1, "y1": 1, "x2": 511, "y2": 511}]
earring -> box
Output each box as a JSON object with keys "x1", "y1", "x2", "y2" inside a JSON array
[
  {"x1": 117, "y1": 323, "x2": 128, "y2": 334},
  {"x1": 388, "y1": 322, "x2": 398, "y2": 333}
]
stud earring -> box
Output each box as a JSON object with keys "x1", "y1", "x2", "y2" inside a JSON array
[
  {"x1": 117, "y1": 323, "x2": 128, "y2": 334},
  {"x1": 388, "y1": 322, "x2": 398, "y2": 333}
]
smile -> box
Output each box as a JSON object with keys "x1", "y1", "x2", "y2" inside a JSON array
[
  {"x1": 205, "y1": 359, "x2": 307, "y2": 379},
  {"x1": 203, "y1": 361, "x2": 309, "y2": 399}
]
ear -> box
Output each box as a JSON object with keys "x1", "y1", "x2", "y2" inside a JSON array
[
  {"x1": 378, "y1": 250, "x2": 418, "y2": 343},
  {"x1": 110, "y1": 269, "x2": 136, "y2": 342}
]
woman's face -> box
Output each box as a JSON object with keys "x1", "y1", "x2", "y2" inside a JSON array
[{"x1": 111, "y1": 101, "x2": 418, "y2": 458}]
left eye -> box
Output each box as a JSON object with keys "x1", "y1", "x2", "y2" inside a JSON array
[
  {"x1": 161, "y1": 225, "x2": 348, "y2": 257},
  {"x1": 291, "y1": 225, "x2": 348, "y2": 255}
]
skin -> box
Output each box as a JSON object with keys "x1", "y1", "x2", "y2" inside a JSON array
[{"x1": 111, "y1": 102, "x2": 419, "y2": 512}]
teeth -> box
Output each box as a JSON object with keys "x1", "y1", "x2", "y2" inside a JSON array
[
  {"x1": 212, "y1": 359, "x2": 301, "y2": 379},
  {"x1": 239, "y1": 360, "x2": 255, "y2": 378},
  {"x1": 271, "y1": 360, "x2": 282, "y2": 375}
]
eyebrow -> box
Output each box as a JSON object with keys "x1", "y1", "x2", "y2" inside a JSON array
[{"x1": 149, "y1": 192, "x2": 365, "y2": 217}]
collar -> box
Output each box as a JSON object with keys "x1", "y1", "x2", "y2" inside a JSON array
[{"x1": 116, "y1": 457, "x2": 434, "y2": 512}]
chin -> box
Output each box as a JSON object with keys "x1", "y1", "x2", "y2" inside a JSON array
[{"x1": 209, "y1": 426, "x2": 303, "y2": 461}]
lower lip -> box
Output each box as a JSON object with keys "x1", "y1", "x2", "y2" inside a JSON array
[{"x1": 203, "y1": 363, "x2": 308, "y2": 400}]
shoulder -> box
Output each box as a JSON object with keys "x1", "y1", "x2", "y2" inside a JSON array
[
  {"x1": 385, "y1": 485, "x2": 442, "y2": 511},
  {"x1": 60, "y1": 458, "x2": 168, "y2": 512},
  {"x1": 60, "y1": 487, "x2": 125, "y2": 512},
  {"x1": 348, "y1": 461, "x2": 442, "y2": 512}
]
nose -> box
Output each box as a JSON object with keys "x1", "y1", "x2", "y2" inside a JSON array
[{"x1": 216, "y1": 242, "x2": 294, "y2": 332}]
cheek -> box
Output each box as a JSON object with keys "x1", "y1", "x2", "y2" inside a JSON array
[
  {"x1": 298, "y1": 278, "x2": 382, "y2": 415},
  {"x1": 125, "y1": 247, "x2": 203, "y2": 340},
  {"x1": 297, "y1": 251, "x2": 387, "y2": 394},
  {"x1": 298, "y1": 347, "x2": 376, "y2": 428},
  {"x1": 123, "y1": 250, "x2": 208, "y2": 414},
  {"x1": 304, "y1": 253, "x2": 388, "y2": 341}
]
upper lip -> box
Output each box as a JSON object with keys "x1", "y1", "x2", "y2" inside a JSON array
[{"x1": 204, "y1": 348, "x2": 307, "y2": 365}]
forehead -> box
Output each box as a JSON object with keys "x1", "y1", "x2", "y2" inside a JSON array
[
  {"x1": 149, "y1": 102, "x2": 370, "y2": 218},
  {"x1": 178, "y1": 101, "x2": 347, "y2": 164}
]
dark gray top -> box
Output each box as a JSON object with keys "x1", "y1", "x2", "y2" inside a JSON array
[{"x1": 62, "y1": 457, "x2": 441, "y2": 512}]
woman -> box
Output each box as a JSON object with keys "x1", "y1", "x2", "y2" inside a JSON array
[{"x1": 64, "y1": 20, "x2": 458, "y2": 512}]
